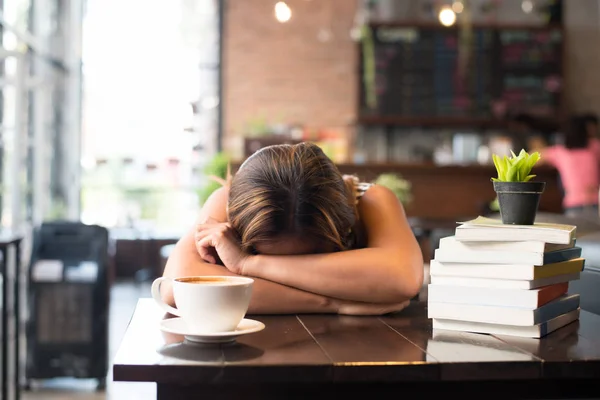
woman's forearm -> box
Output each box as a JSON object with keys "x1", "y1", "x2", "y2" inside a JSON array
[
  {"x1": 244, "y1": 247, "x2": 423, "y2": 304},
  {"x1": 162, "y1": 235, "x2": 339, "y2": 314}
]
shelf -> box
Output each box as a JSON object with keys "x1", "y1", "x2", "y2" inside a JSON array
[
  {"x1": 358, "y1": 22, "x2": 564, "y2": 128},
  {"x1": 357, "y1": 115, "x2": 508, "y2": 129},
  {"x1": 367, "y1": 20, "x2": 564, "y2": 31}
]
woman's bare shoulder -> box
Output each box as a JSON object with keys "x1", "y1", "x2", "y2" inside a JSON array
[
  {"x1": 197, "y1": 186, "x2": 229, "y2": 223},
  {"x1": 360, "y1": 183, "x2": 398, "y2": 204},
  {"x1": 357, "y1": 184, "x2": 407, "y2": 222}
]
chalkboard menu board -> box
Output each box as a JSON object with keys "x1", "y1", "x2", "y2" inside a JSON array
[{"x1": 359, "y1": 24, "x2": 563, "y2": 122}]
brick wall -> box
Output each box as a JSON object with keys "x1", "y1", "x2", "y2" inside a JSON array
[{"x1": 222, "y1": 0, "x2": 359, "y2": 157}]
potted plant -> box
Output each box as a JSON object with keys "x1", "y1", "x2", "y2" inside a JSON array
[
  {"x1": 374, "y1": 173, "x2": 412, "y2": 206},
  {"x1": 492, "y1": 149, "x2": 544, "y2": 225}
]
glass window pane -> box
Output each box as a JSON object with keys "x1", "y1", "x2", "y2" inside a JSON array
[{"x1": 81, "y1": 0, "x2": 220, "y2": 233}]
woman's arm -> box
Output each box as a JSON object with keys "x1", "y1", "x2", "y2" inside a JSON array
[
  {"x1": 243, "y1": 185, "x2": 424, "y2": 303},
  {"x1": 163, "y1": 228, "x2": 338, "y2": 314},
  {"x1": 163, "y1": 187, "x2": 391, "y2": 314}
]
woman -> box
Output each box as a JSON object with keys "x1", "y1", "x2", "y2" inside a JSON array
[
  {"x1": 163, "y1": 142, "x2": 423, "y2": 315},
  {"x1": 540, "y1": 116, "x2": 600, "y2": 216}
]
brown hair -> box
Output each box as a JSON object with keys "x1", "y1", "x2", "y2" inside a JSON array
[{"x1": 227, "y1": 142, "x2": 357, "y2": 253}]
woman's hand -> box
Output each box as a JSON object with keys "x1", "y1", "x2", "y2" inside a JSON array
[
  {"x1": 194, "y1": 219, "x2": 250, "y2": 275},
  {"x1": 335, "y1": 298, "x2": 411, "y2": 316}
]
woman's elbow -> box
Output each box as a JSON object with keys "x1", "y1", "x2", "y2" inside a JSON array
[
  {"x1": 390, "y1": 255, "x2": 424, "y2": 301},
  {"x1": 405, "y1": 265, "x2": 424, "y2": 299}
]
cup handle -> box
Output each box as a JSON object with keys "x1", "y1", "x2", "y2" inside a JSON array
[{"x1": 151, "y1": 277, "x2": 181, "y2": 317}]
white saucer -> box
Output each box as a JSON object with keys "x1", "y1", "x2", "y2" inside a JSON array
[{"x1": 159, "y1": 318, "x2": 265, "y2": 344}]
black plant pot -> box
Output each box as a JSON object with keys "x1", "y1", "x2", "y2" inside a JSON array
[{"x1": 493, "y1": 181, "x2": 546, "y2": 225}]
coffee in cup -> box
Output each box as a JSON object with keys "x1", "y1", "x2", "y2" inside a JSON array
[{"x1": 151, "y1": 275, "x2": 253, "y2": 333}]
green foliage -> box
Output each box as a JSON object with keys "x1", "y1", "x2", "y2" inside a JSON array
[
  {"x1": 489, "y1": 196, "x2": 500, "y2": 211},
  {"x1": 197, "y1": 152, "x2": 230, "y2": 205},
  {"x1": 374, "y1": 173, "x2": 412, "y2": 205},
  {"x1": 492, "y1": 149, "x2": 541, "y2": 182},
  {"x1": 245, "y1": 116, "x2": 270, "y2": 137}
]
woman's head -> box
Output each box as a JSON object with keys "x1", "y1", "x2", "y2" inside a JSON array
[
  {"x1": 227, "y1": 142, "x2": 356, "y2": 255},
  {"x1": 565, "y1": 116, "x2": 589, "y2": 149}
]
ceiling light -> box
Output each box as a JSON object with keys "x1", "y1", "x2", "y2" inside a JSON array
[
  {"x1": 439, "y1": 6, "x2": 456, "y2": 27},
  {"x1": 452, "y1": 1, "x2": 464, "y2": 13},
  {"x1": 521, "y1": 0, "x2": 534, "y2": 13},
  {"x1": 275, "y1": 2, "x2": 292, "y2": 23}
]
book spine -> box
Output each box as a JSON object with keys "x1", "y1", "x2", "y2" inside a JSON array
[
  {"x1": 534, "y1": 294, "x2": 580, "y2": 324},
  {"x1": 537, "y1": 283, "x2": 569, "y2": 307},
  {"x1": 543, "y1": 247, "x2": 582, "y2": 264},
  {"x1": 540, "y1": 308, "x2": 580, "y2": 336},
  {"x1": 544, "y1": 238, "x2": 576, "y2": 252}
]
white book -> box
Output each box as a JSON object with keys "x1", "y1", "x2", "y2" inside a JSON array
[
  {"x1": 427, "y1": 293, "x2": 580, "y2": 326},
  {"x1": 429, "y1": 258, "x2": 585, "y2": 280},
  {"x1": 433, "y1": 245, "x2": 581, "y2": 266},
  {"x1": 432, "y1": 308, "x2": 580, "y2": 338},
  {"x1": 430, "y1": 273, "x2": 580, "y2": 289},
  {"x1": 439, "y1": 235, "x2": 574, "y2": 254},
  {"x1": 434, "y1": 247, "x2": 546, "y2": 265},
  {"x1": 455, "y1": 216, "x2": 576, "y2": 245},
  {"x1": 427, "y1": 282, "x2": 568, "y2": 309}
]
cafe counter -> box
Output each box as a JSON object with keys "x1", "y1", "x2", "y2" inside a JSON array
[{"x1": 231, "y1": 162, "x2": 563, "y2": 220}]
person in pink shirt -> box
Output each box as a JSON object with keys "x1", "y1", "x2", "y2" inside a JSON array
[{"x1": 540, "y1": 115, "x2": 600, "y2": 217}]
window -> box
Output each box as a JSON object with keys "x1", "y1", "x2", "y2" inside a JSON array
[{"x1": 80, "y1": 0, "x2": 221, "y2": 233}]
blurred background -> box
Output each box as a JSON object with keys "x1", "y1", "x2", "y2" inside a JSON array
[{"x1": 1, "y1": 0, "x2": 600, "y2": 398}]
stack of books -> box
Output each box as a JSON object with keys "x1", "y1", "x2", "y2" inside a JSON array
[{"x1": 428, "y1": 216, "x2": 583, "y2": 338}]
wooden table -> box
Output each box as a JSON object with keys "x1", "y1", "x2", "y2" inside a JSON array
[{"x1": 113, "y1": 299, "x2": 600, "y2": 400}]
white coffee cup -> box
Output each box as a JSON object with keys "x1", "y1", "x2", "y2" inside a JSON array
[{"x1": 151, "y1": 276, "x2": 254, "y2": 333}]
